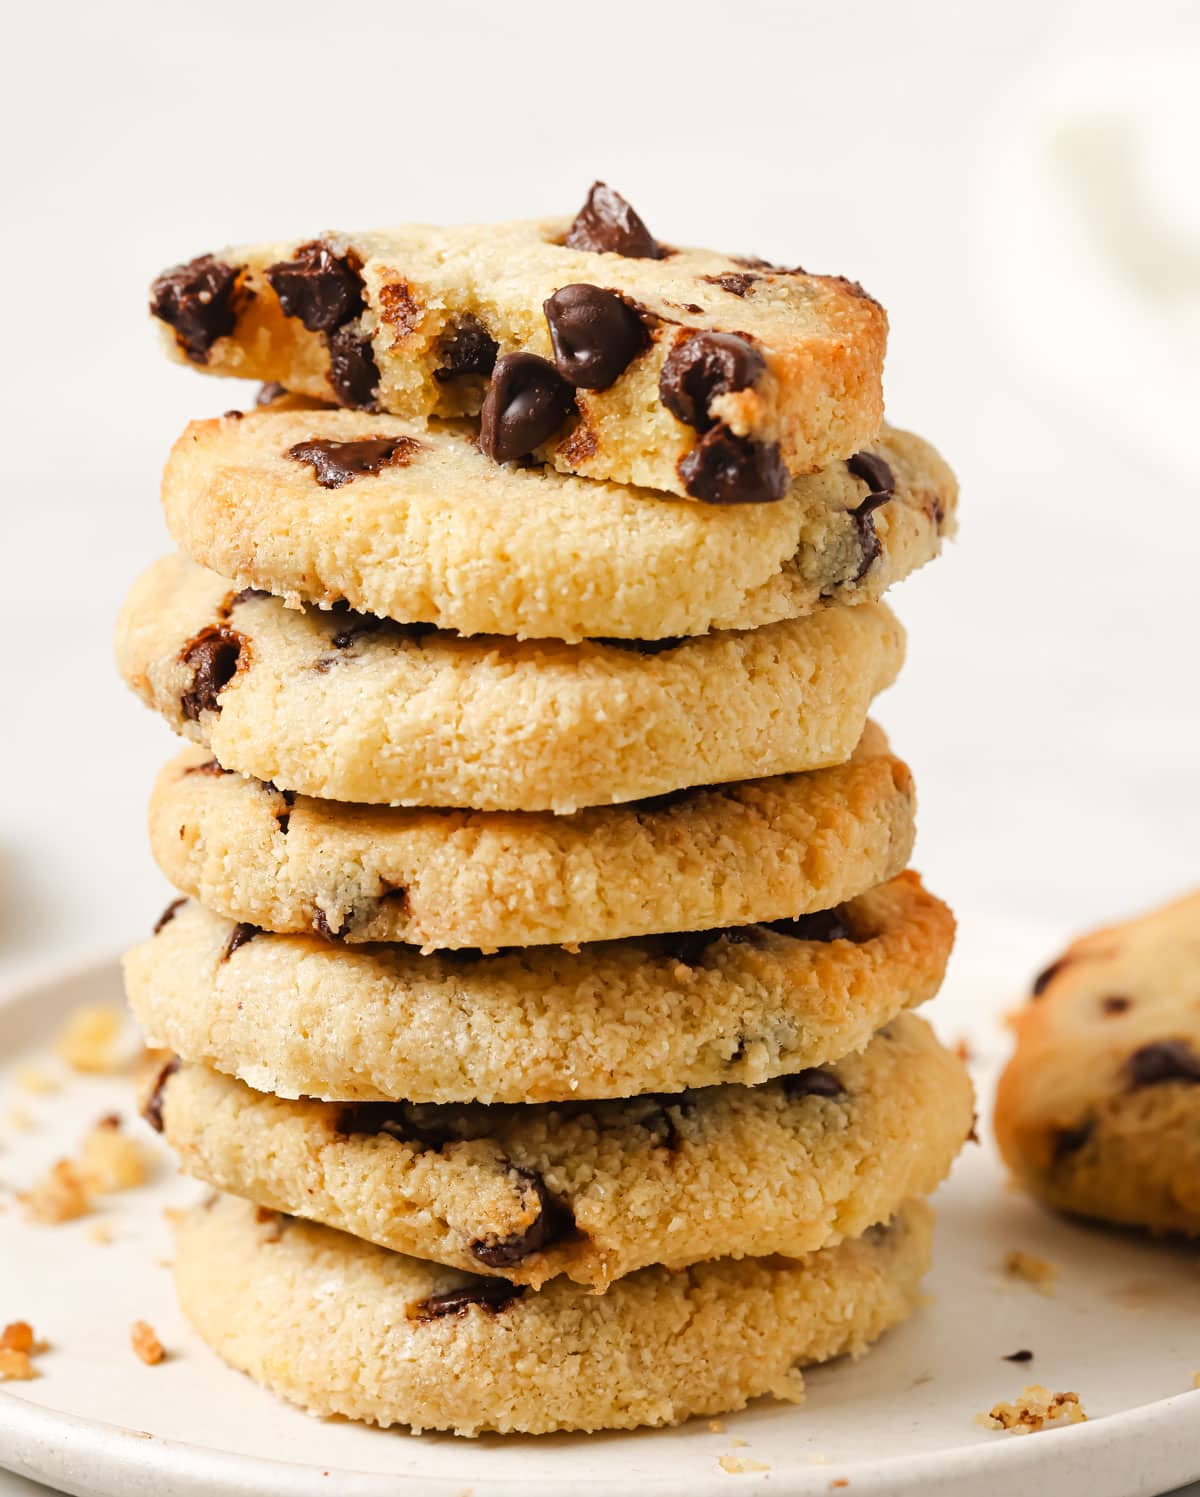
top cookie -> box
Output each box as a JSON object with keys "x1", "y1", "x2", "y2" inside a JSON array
[
  {"x1": 162, "y1": 409, "x2": 954, "y2": 641},
  {"x1": 995, "y1": 889, "x2": 1200, "y2": 1235},
  {"x1": 149, "y1": 183, "x2": 886, "y2": 502}
]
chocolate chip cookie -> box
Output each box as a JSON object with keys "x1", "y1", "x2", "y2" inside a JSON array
[{"x1": 995, "y1": 889, "x2": 1200, "y2": 1234}]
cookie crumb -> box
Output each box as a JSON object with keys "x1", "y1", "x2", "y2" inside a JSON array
[
  {"x1": 1003, "y1": 1250, "x2": 1057, "y2": 1294},
  {"x1": 81, "y1": 1115, "x2": 148, "y2": 1191},
  {"x1": 979, "y1": 1384, "x2": 1086, "y2": 1433},
  {"x1": 6, "y1": 1107, "x2": 33, "y2": 1132},
  {"x1": 57, "y1": 1004, "x2": 123, "y2": 1073},
  {"x1": 718, "y1": 1454, "x2": 770, "y2": 1474},
  {"x1": 20, "y1": 1159, "x2": 93, "y2": 1223},
  {"x1": 830, "y1": 1482, "x2": 850, "y2": 1491},
  {"x1": 130, "y1": 1320, "x2": 166, "y2": 1366},
  {"x1": 15, "y1": 1066, "x2": 59, "y2": 1096},
  {"x1": 954, "y1": 1036, "x2": 973, "y2": 1063},
  {"x1": 0, "y1": 1322, "x2": 49, "y2": 1381},
  {"x1": 88, "y1": 1220, "x2": 114, "y2": 1246},
  {"x1": 707, "y1": 1419, "x2": 726, "y2": 1433},
  {"x1": 1192, "y1": 1372, "x2": 1200, "y2": 1390}
]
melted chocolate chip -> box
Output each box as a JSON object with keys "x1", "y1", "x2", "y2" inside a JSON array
[
  {"x1": 179, "y1": 626, "x2": 246, "y2": 721},
  {"x1": 592, "y1": 635, "x2": 685, "y2": 654},
  {"x1": 660, "y1": 906, "x2": 852, "y2": 967},
  {"x1": 221, "y1": 922, "x2": 261, "y2": 961},
  {"x1": 701, "y1": 272, "x2": 760, "y2": 297},
  {"x1": 334, "y1": 1101, "x2": 455, "y2": 1151},
  {"x1": 759, "y1": 909, "x2": 854, "y2": 943},
  {"x1": 153, "y1": 897, "x2": 187, "y2": 935},
  {"x1": 330, "y1": 611, "x2": 384, "y2": 648},
  {"x1": 142, "y1": 1057, "x2": 181, "y2": 1133},
  {"x1": 182, "y1": 757, "x2": 227, "y2": 777},
  {"x1": 1004, "y1": 1349, "x2": 1035, "y2": 1363},
  {"x1": 544, "y1": 283, "x2": 648, "y2": 390},
  {"x1": 228, "y1": 586, "x2": 269, "y2": 609},
  {"x1": 433, "y1": 315, "x2": 499, "y2": 383},
  {"x1": 325, "y1": 325, "x2": 381, "y2": 410},
  {"x1": 311, "y1": 907, "x2": 349, "y2": 940},
  {"x1": 1031, "y1": 958, "x2": 1069, "y2": 998},
  {"x1": 266, "y1": 241, "x2": 364, "y2": 332},
  {"x1": 478, "y1": 352, "x2": 575, "y2": 463},
  {"x1": 1052, "y1": 1119, "x2": 1094, "y2": 1161},
  {"x1": 783, "y1": 1068, "x2": 845, "y2": 1100},
  {"x1": 1102, "y1": 994, "x2": 1133, "y2": 1015},
  {"x1": 1127, "y1": 1041, "x2": 1200, "y2": 1087},
  {"x1": 846, "y1": 451, "x2": 897, "y2": 582},
  {"x1": 288, "y1": 436, "x2": 420, "y2": 489},
  {"x1": 678, "y1": 425, "x2": 788, "y2": 504},
  {"x1": 256, "y1": 381, "x2": 288, "y2": 406},
  {"x1": 659, "y1": 331, "x2": 765, "y2": 431},
  {"x1": 469, "y1": 1167, "x2": 575, "y2": 1268},
  {"x1": 411, "y1": 1280, "x2": 526, "y2": 1320},
  {"x1": 150, "y1": 255, "x2": 240, "y2": 363},
  {"x1": 564, "y1": 182, "x2": 662, "y2": 259}
]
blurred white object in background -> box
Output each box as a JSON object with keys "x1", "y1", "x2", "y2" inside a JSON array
[{"x1": 972, "y1": 0, "x2": 1199, "y2": 486}]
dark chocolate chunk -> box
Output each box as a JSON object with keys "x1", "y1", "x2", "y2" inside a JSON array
[
  {"x1": 478, "y1": 352, "x2": 575, "y2": 463},
  {"x1": 411, "y1": 1280, "x2": 526, "y2": 1320},
  {"x1": 564, "y1": 182, "x2": 661, "y2": 259},
  {"x1": 433, "y1": 315, "x2": 499, "y2": 382},
  {"x1": 330, "y1": 611, "x2": 384, "y2": 648},
  {"x1": 153, "y1": 897, "x2": 187, "y2": 935},
  {"x1": 311, "y1": 907, "x2": 349, "y2": 941},
  {"x1": 325, "y1": 325, "x2": 381, "y2": 410},
  {"x1": 220, "y1": 922, "x2": 261, "y2": 962},
  {"x1": 179, "y1": 626, "x2": 246, "y2": 722},
  {"x1": 659, "y1": 331, "x2": 765, "y2": 431},
  {"x1": 846, "y1": 451, "x2": 897, "y2": 582},
  {"x1": 1004, "y1": 1349, "x2": 1035, "y2": 1363},
  {"x1": 150, "y1": 255, "x2": 240, "y2": 363},
  {"x1": 256, "y1": 381, "x2": 288, "y2": 406},
  {"x1": 782, "y1": 1067, "x2": 845, "y2": 1099},
  {"x1": 1102, "y1": 994, "x2": 1133, "y2": 1015},
  {"x1": 678, "y1": 425, "x2": 788, "y2": 504},
  {"x1": 1031, "y1": 958, "x2": 1069, "y2": 998},
  {"x1": 142, "y1": 1057, "x2": 181, "y2": 1133},
  {"x1": 591, "y1": 635, "x2": 685, "y2": 654},
  {"x1": 1127, "y1": 1040, "x2": 1200, "y2": 1087},
  {"x1": 469, "y1": 1167, "x2": 575, "y2": 1268},
  {"x1": 266, "y1": 241, "x2": 363, "y2": 332},
  {"x1": 223, "y1": 409, "x2": 244, "y2": 421},
  {"x1": 701, "y1": 272, "x2": 760, "y2": 297},
  {"x1": 287, "y1": 436, "x2": 420, "y2": 489},
  {"x1": 544, "y1": 284, "x2": 648, "y2": 390},
  {"x1": 334, "y1": 1101, "x2": 455, "y2": 1151},
  {"x1": 1052, "y1": 1119, "x2": 1094, "y2": 1161}
]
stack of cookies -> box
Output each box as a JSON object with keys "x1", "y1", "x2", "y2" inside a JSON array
[{"x1": 116, "y1": 184, "x2": 972, "y2": 1436}]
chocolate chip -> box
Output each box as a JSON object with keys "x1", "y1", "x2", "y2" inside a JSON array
[
  {"x1": 759, "y1": 909, "x2": 853, "y2": 943},
  {"x1": 223, "y1": 409, "x2": 244, "y2": 421},
  {"x1": 153, "y1": 897, "x2": 187, "y2": 935},
  {"x1": 287, "y1": 436, "x2": 420, "y2": 489},
  {"x1": 275, "y1": 809, "x2": 291, "y2": 835},
  {"x1": 564, "y1": 182, "x2": 661, "y2": 259},
  {"x1": 325, "y1": 326, "x2": 382, "y2": 410},
  {"x1": 179, "y1": 626, "x2": 246, "y2": 722},
  {"x1": 1004, "y1": 1349, "x2": 1035, "y2": 1363},
  {"x1": 141, "y1": 1057, "x2": 180, "y2": 1133},
  {"x1": 1101, "y1": 994, "x2": 1133, "y2": 1015},
  {"x1": 592, "y1": 635, "x2": 685, "y2": 654},
  {"x1": 330, "y1": 610, "x2": 384, "y2": 649},
  {"x1": 256, "y1": 381, "x2": 288, "y2": 406},
  {"x1": 220, "y1": 922, "x2": 261, "y2": 962},
  {"x1": 659, "y1": 331, "x2": 765, "y2": 431},
  {"x1": 334, "y1": 1101, "x2": 455, "y2": 1151},
  {"x1": 311, "y1": 907, "x2": 349, "y2": 940},
  {"x1": 1127, "y1": 1041, "x2": 1200, "y2": 1087},
  {"x1": 1031, "y1": 958, "x2": 1069, "y2": 998},
  {"x1": 782, "y1": 1068, "x2": 845, "y2": 1099},
  {"x1": 543, "y1": 284, "x2": 648, "y2": 390},
  {"x1": 1052, "y1": 1119, "x2": 1093, "y2": 1161},
  {"x1": 478, "y1": 352, "x2": 575, "y2": 463},
  {"x1": 469, "y1": 1167, "x2": 575, "y2": 1268},
  {"x1": 182, "y1": 757, "x2": 227, "y2": 777},
  {"x1": 659, "y1": 906, "x2": 852, "y2": 967},
  {"x1": 266, "y1": 241, "x2": 364, "y2": 332},
  {"x1": 846, "y1": 451, "x2": 896, "y2": 582},
  {"x1": 150, "y1": 255, "x2": 240, "y2": 363},
  {"x1": 701, "y1": 273, "x2": 760, "y2": 297},
  {"x1": 411, "y1": 1280, "x2": 526, "y2": 1320},
  {"x1": 678, "y1": 425, "x2": 788, "y2": 504},
  {"x1": 228, "y1": 586, "x2": 269, "y2": 609},
  {"x1": 433, "y1": 315, "x2": 499, "y2": 382}
]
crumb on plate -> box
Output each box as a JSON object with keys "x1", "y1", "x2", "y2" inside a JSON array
[
  {"x1": 1003, "y1": 1250, "x2": 1057, "y2": 1294},
  {"x1": 57, "y1": 1004, "x2": 123, "y2": 1073},
  {"x1": 20, "y1": 1159, "x2": 93, "y2": 1224},
  {"x1": 718, "y1": 1454, "x2": 770, "y2": 1474},
  {"x1": 0, "y1": 1321, "x2": 49, "y2": 1381},
  {"x1": 979, "y1": 1383, "x2": 1087, "y2": 1433},
  {"x1": 130, "y1": 1320, "x2": 166, "y2": 1366},
  {"x1": 81, "y1": 1115, "x2": 148, "y2": 1191}
]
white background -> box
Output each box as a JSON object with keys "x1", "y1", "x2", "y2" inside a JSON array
[{"x1": 0, "y1": 3, "x2": 1198, "y2": 1491}]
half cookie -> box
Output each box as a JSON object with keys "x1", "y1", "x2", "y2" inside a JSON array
[
  {"x1": 114, "y1": 555, "x2": 904, "y2": 811},
  {"x1": 125, "y1": 874, "x2": 954, "y2": 1104},
  {"x1": 162, "y1": 410, "x2": 955, "y2": 641},
  {"x1": 149, "y1": 725, "x2": 915, "y2": 948},
  {"x1": 996, "y1": 888, "x2": 1200, "y2": 1235},
  {"x1": 173, "y1": 1194, "x2": 932, "y2": 1435},
  {"x1": 150, "y1": 185, "x2": 887, "y2": 500},
  {"x1": 146, "y1": 1014, "x2": 971, "y2": 1289}
]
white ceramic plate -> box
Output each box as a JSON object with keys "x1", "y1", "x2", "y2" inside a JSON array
[{"x1": 2, "y1": 915, "x2": 1199, "y2": 1497}]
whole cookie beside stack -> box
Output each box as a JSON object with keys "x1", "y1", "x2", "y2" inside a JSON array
[{"x1": 118, "y1": 184, "x2": 971, "y2": 1436}]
